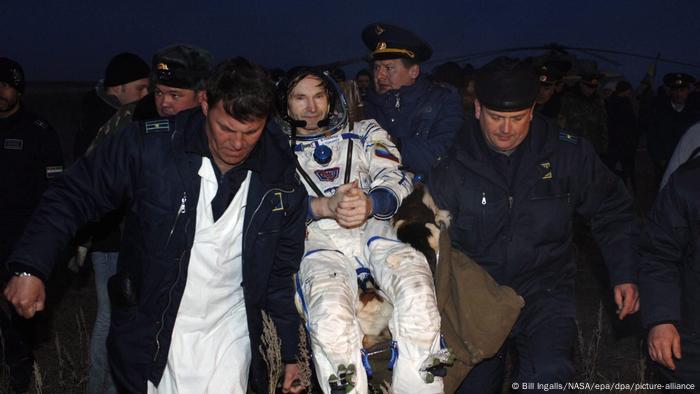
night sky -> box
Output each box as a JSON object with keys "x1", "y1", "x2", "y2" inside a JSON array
[{"x1": 4, "y1": 0, "x2": 700, "y2": 85}]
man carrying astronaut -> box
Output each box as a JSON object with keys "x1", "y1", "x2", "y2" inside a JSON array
[{"x1": 275, "y1": 67, "x2": 448, "y2": 394}]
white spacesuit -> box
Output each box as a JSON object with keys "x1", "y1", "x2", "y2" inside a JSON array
[{"x1": 278, "y1": 69, "x2": 444, "y2": 394}]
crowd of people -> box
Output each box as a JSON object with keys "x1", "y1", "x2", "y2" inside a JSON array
[{"x1": 1, "y1": 21, "x2": 699, "y2": 394}]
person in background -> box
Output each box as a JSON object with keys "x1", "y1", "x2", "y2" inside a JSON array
[
  {"x1": 0, "y1": 57, "x2": 64, "y2": 394},
  {"x1": 73, "y1": 52, "x2": 150, "y2": 394},
  {"x1": 361, "y1": 22, "x2": 464, "y2": 179}
]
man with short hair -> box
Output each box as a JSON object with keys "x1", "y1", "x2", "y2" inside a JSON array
[
  {"x1": 361, "y1": 23, "x2": 464, "y2": 179},
  {"x1": 429, "y1": 58, "x2": 640, "y2": 393},
  {"x1": 276, "y1": 68, "x2": 445, "y2": 394},
  {"x1": 0, "y1": 57, "x2": 64, "y2": 394},
  {"x1": 4, "y1": 58, "x2": 307, "y2": 394}
]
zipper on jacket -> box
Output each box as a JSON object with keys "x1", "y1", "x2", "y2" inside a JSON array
[
  {"x1": 508, "y1": 196, "x2": 513, "y2": 209},
  {"x1": 481, "y1": 192, "x2": 487, "y2": 205},
  {"x1": 153, "y1": 248, "x2": 187, "y2": 362},
  {"x1": 164, "y1": 192, "x2": 187, "y2": 250},
  {"x1": 394, "y1": 93, "x2": 401, "y2": 110}
]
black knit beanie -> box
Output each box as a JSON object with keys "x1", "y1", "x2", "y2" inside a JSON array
[{"x1": 104, "y1": 52, "x2": 150, "y2": 87}]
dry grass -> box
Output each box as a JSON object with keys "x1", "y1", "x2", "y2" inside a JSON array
[
  {"x1": 259, "y1": 310, "x2": 282, "y2": 394},
  {"x1": 296, "y1": 323, "x2": 313, "y2": 393}
]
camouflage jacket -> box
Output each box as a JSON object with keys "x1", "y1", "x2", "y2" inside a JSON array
[
  {"x1": 559, "y1": 90, "x2": 608, "y2": 154},
  {"x1": 87, "y1": 102, "x2": 136, "y2": 154}
]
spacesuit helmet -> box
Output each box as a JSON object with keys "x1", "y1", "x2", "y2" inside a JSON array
[{"x1": 275, "y1": 67, "x2": 349, "y2": 139}]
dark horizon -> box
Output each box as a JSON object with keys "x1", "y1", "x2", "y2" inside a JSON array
[{"x1": 5, "y1": 0, "x2": 700, "y2": 86}]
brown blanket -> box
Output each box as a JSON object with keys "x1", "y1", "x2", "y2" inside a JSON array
[{"x1": 435, "y1": 230, "x2": 525, "y2": 393}]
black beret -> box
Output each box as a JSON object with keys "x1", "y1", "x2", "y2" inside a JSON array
[
  {"x1": 475, "y1": 57, "x2": 539, "y2": 112},
  {"x1": 362, "y1": 23, "x2": 432, "y2": 63},
  {"x1": 104, "y1": 52, "x2": 150, "y2": 87},
  {"x1": 0, "y1": 57, "x2": 25, "y2": 94},
  {"x1": 152, "y1": 44, "x2": 213, "y2": 90},
  {"x1": 663, "y1": 73, "x2": 695, "y2": 89},
  {"x1": 536, "y1": 64, "x2": 563, "y2": 86}
]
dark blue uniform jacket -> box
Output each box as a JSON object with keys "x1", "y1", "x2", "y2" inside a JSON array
[
  {"x1": 429, "y1": 115, "x2": 638, "y2": 301},
  {"x1": 7, "y1": 109, "x2": 307, "y2": 393},
  {"x1": 364, "y1": 76, "x2": 464, "y2": 177},
  {"x1": 639, "y1": 157, "x2": 700, "y2": 333}
]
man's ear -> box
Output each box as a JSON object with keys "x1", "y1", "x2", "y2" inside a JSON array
[
  {"x1": 409, "y1": 64, "x2": 420, "y2": 80},
  {"x1": 474, "y1": 99, "x2": 482, "y2": 120},
  {"x1": 200, "y1": 99, "x2": 209, "y2": 116},
  {"x1": 196, "y1": 90, "x2": 207, "y2": 104}
]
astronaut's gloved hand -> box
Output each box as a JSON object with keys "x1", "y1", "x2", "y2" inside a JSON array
[
  {"x1": 328, "y1": 364, "x2": 356, "y2": 393},
  {"x1": 419, "y1": 348, "x2": 455, "y2": 383}
]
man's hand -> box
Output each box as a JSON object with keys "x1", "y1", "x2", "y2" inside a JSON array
[
  {"x1": 613, "y1": 283, "x2": 639, "y2": 320},
  {"x1": 648, "y1": 323, "x2": 681, "y2": 370},
  {"x1": 3, "y1": 275, "x2": 46, "y2": 318},
  {"x1": 281, "y1": 363, "x2": 305, "y2": 393},
  {"x1": 335, "y1": 185, "x2": 372, "y2": 229},
  {"x1": 310, "y1": 182, "x2": 359, "y2": 219}
]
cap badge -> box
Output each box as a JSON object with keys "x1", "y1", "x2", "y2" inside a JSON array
[
  {"x1": 157, "y1": 62, "x2": 170, "y2": 71},
  {"x1": 10, "y1": 68, "x2": 21, "y2": 85},
  {"x1": 376, "y1": 42, "x2": 387, "y2": 51},
  {"x1": 375, "y1": 24, "x2": 384, "y2": 35}
]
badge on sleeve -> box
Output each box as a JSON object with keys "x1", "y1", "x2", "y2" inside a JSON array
[
  {"x1": 145, "y1": 120, "x2": 170, "y2": 133},
  {"x1": 3, "y1": 139, "x2": 23, "y2": 150},
  {"x1": 46, "y1": 166, "x2": 64, "y2": 178}
]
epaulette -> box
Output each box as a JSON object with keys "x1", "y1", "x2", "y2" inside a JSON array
[
  {"x1": 33, "y1": 119, "x2": 48, "y2": 129},
  {"x1": 144, "y1": 119, "x2": 170, "y2": 133},
  {"x1": 559, "y1": 131, "x2": 578, "y2": 144}
]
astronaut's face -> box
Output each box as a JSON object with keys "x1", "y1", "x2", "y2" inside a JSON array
[{"x1": 287, "y1": 75, "x2": 330, "y2": 135}]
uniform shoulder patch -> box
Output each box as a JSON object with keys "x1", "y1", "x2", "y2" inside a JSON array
[
  {"x1": 559, "y1": 131, "x2": 578, "y2": 144},
  {"x1": 33, "y1": 119, "x2": 48, "y2": 129},
  {"x1": 144, "y1": 119, "x2": 170, "y2": 133}
]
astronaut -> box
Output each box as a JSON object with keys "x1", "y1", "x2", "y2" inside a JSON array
[{"x1": 275, "y1": 68, "x2": 447, "y2": 394}]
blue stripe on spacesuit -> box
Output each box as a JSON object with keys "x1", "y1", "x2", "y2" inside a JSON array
[
  {"x1": 303, "y1": 248, "x2": 343, "y2": 258},
  {"x1": 366, "y1": 235, "x2": 402, "y2": 247},
  {"x1": 295, "y1": 274, "x2": 311, "y2": 332},
  {"x1": 341, "y1": 133, "x2": 361, "y2": 140}
]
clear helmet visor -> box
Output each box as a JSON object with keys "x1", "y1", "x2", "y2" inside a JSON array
[{"x1": 275, "y1": 69, "x2": 349, "y2": 139}]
